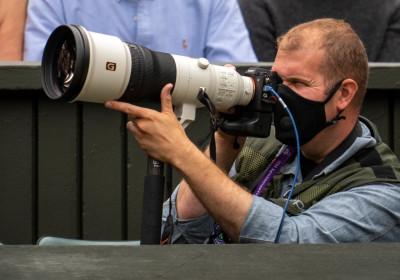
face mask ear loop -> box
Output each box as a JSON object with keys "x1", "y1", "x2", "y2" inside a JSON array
[
  {"x1": 323, "y1": 79, "x2": 344, "y2": 104},
  {"x1": 326, "y1": 110, "x2": 346, "y2": 126},
  {"x1": 320, "y1": 80, "x2": 346, "y2": 128},
  {"x1": 266, "y1": 85, "x2": 301, "y2": 243},
  {"x1": 324, "y1": 79, "x2": 347, "y2": 127}
]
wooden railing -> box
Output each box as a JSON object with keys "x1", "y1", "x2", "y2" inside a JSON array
[{"x1": 1, "y1": 62, "x2": 399, "y2": 244}]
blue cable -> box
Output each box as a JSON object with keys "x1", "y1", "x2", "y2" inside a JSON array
[{"x1": 265, "y1": 86, "x2": 301, "y2": 243}]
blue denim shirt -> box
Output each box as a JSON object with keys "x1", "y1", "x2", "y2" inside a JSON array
[{"x1": 162, "y1": 121, "x2": 400, "y2": 243}]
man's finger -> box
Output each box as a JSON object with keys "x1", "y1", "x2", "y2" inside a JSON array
[
  {"x1": 224, "y1": 64, "x2": 236, "y2": 70},
  {"x1": 105, "y1": 100, "x2": 147, "y2": 118}
]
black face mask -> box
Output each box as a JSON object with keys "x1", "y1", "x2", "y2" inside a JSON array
[{"x1": 273, "y1": 81, "x2": 344, "y2": 146}]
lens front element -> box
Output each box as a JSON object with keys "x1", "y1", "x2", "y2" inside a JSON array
[{"x1": 57, "y1": 39, "x2": 76, "y2": 93}]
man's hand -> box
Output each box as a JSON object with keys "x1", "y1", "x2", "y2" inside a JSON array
[{"x1": 105, "y1": 84, "x2": 195, "y2": 165}]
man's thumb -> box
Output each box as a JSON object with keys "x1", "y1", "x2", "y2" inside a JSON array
[{"x1": 160, "y1": 84, "x2": 174, "y2": 114}]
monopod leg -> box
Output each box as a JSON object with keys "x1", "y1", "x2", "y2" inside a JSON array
[{"x1": 140, "y1": 156, "x2": 165, "y2": 245}]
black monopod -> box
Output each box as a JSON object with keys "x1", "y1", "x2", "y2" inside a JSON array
[{"x1": 140, "y1": 156, "x2": 165, "y2": 245}]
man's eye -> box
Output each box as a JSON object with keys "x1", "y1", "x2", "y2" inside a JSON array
[{"x1": 292, "y1": 80, "x2": 306, "y2": 87}]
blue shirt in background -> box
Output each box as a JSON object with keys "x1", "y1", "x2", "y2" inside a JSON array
[{"x1": 24, "y1": 0, "x2": 258, "y2": 63}]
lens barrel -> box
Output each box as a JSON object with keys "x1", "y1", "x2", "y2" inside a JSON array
[{"x1": 121, "y1": 43, "x2": 176, "y2": 103}]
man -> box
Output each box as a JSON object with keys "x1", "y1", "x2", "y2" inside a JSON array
[
  {"x1": 23, "y1": 0, "x2": 257, "y2": 63},
  {"x1": 106, "y1": 18, "x2": 400, "y2": 243}
]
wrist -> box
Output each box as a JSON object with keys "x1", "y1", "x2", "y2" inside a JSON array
[
  {"x1": 171, "y1": 140, "x2": 205, "y2": 172},
  {"x1": 215, "y1": 130, "x2": 246, "y2": 150}
]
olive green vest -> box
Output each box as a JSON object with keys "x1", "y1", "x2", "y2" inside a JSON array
[{"x1": 233, "y1": 117, "x2": 400, "y2": 215}]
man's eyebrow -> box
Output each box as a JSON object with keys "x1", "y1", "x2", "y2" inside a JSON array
[{"x1": 281, "y1": 75, "x2": 310, "y2": 83}]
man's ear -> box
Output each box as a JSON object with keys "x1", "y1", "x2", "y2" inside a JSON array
[{"x1": 337, "y1": 78, "x2": 358, "y2": 111}]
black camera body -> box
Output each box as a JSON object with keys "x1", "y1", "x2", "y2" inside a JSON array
[{"x1": 219, "y1": 67, "x2": 279, "y2": 138}]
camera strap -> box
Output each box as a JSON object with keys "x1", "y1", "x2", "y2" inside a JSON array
[{"x1": 197, "y1": 88, "x2": 219, "y2": 162}]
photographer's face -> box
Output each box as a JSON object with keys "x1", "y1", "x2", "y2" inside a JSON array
[
  {"x1": 271, "y1": 48, "x2": 342, "y2": 146},
  {"x1": 275, "y1": 48, "x2": 341, "y2": 120}
]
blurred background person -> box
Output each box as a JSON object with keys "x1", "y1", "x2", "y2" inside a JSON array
[
  {"x1": 24, "y1": 0, "x2": 257, "y2": 63},
  {"x1": 0, "y1": 0, "x2": 27, "y2": 60},
  {"x1": 239, "y1": 0, "x2": 400, "y2": 62}
]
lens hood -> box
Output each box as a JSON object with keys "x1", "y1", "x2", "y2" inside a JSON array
[{"x1": 41, "y1": 25, "x2": 90, "y2": 102}]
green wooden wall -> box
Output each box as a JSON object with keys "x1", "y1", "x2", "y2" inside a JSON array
[{"x1": 0, "y1": 62, "x2": 399, "y2": 244}]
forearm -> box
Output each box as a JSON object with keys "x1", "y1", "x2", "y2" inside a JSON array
[
  {"x1": 174, "y1": 137, "x2": 252, "y2": 242},
  {"x1": 176, "y1": 131, "x2": 246, "y2": 219},
  {"x1": 213, "y1": 131, "x2": 246, "y2": 172}
]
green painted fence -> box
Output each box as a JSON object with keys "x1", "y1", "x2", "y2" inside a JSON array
[{"x1": 1, "y1": 62, "x2": 399, "y2": 244}]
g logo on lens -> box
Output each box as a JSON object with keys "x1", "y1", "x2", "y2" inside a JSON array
[{"x1": 106, "y1": 62, "x2": 117, "y2": 71}]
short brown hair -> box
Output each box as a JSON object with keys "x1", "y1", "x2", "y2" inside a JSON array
[{"x1": 277, "y1": 18, "x2": 369, "y2": 110}]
